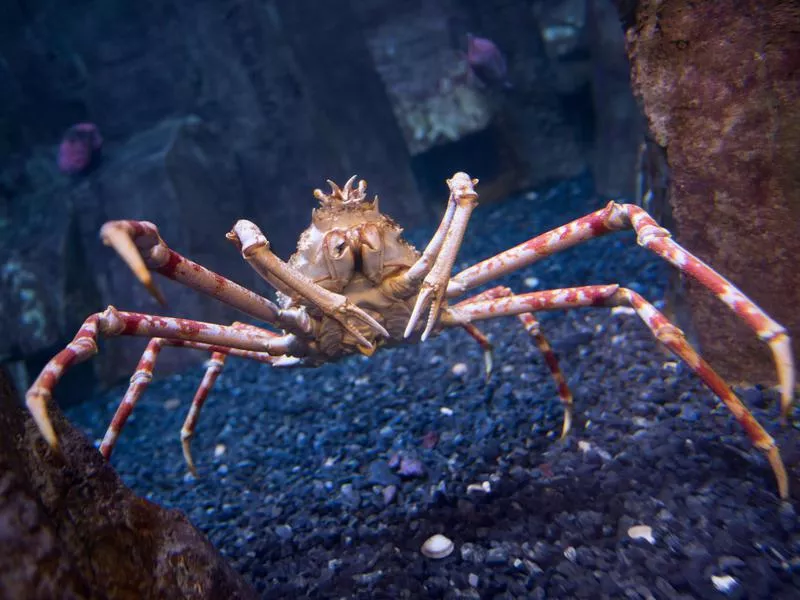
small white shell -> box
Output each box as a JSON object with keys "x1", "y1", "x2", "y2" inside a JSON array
[
  {"x1": 451, "y1": 362, "x2": 468, "y2": 376},
  {"x1": 627, "y1": 524, "x2": 655, "y2": 544},
  {"x1": 421, "y1": 534, "x2": 454, "y2": 559},
  {"x1": 711, "y1": 575, "x2": 738, "y2": 593}
]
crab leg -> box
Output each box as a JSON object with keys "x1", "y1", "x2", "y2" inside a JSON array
[
  {"x1": 99, "y1": 337, "x2": 167, "y2": 459},
  {"x1": 460, "y1": 323, "x2": 495, "y2": 379},
  {"x1": 228, "y1": 220, "x2": 389, "y2": 351},
  {"x1": 455, "y1": 286, "x2": 574, "y2": 437},
  {"x1": 444, "y1": 284, "x2": 789, "y2": 499},
  {"x1": 100, "y1": 220, "x2": 312, "y2": 336},
  {"x1": 178, "y1": 321, "x2": 298, "y2": 474},
  {"x1": 25, "y1": 306, "x2": 304, "y2": 452},
  {"x1": 180, "y1": 351, "x2": 227, "y2": 476},
  {"x1": 519, "y1": 313, "x2": 575, "y2": 438},
  {"x1": 404, "y1": 172, "x2": 480, "y2": 340},
  {"x1": 99, "y1": 321, "x2": 292, "y2": 471},
  {"x1": 444, "y1": 201, "x2": 794, "y2": 419}
]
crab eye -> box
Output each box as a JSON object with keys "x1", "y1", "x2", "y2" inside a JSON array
[
  {"x1": 322, "y1": 230, "x2": 355, "y2": 286},
  {"x1": 326, "y1": 231, "x2": 348, "y2": 257}
]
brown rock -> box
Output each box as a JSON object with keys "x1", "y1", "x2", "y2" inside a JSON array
[
  {"x1": 626, "y1": 0, "x2": 800, "y2": 387},
  {"x1": 0, "y1": 365, "x2": 255, "y2": 600}
]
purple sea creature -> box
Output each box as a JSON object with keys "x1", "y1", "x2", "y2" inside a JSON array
[
  {"x1": 57, "y1": 122, "x2": 103, "y2": 175},
  {"x1": 466, "y1": 33, "x2": 512, "y2": 89}
]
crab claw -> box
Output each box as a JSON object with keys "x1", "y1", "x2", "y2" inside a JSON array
[
  {"x1": 100, "y1": 222, "x2": 167, "y2": 306},
  {"x1": 334, "y1": 299, "x2": 389, "y2": 350},
  {"x1": 404, "y1": 173, "x2": 479, "y2": 341},
  {"x1": 404, "y1": 285, "x2": 446, "y2": 341}
]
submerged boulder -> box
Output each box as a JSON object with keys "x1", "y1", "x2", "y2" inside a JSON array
[
  {"x1": 625, "y1": 0, "x2": 800, "y2": 388},
  {"x1": 0, "y1": 365, "x2": 256, "y2": 599}
]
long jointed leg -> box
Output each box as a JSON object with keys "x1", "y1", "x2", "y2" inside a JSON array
[
  {"x1": 455, "y1": 286, "x2": 574, "y2": 438},
  {"x1": 519, "y1": 313, "x2": 574, "y2": 439},
  {"x1": 25, "y1": 306, "x2": 303, "y2": 452},
  {"x1": 99, "y1": 337, "x2": 167, "y2": 458},
  {"x1": 100, "y1": 220, "x2": 312, "y2": 336},
  {"x1": 227, "y1": 220, "x2": 389, "y2": 351},
  {"x1": 444, "y1": 284, "x2": 789, "y2": 499},
  {"x1": 180, "y1": 351, "x2": 226, "y2": 476},
  {"x1": 99, "y1": 328, "x2": 280, "y2": 474},
  {"x1": 445, "y1": 201, "x2": 794, "y2": 419},
  {"x1": 460, "y1": 323, "x2": 495, "y2": 380}
]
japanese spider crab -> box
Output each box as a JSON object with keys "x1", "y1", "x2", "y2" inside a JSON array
[{"x1": 26, "y1": 172, "x2": 794, "y2": 498}]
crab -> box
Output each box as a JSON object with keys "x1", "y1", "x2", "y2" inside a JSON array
[{"x1": 25, "y1": 172, "x2": 794, "y2": 498}]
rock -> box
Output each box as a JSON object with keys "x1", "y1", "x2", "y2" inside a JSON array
[
  {"x1": 0, "y1": 0, "x2": 429, "y2": 392},
  {"x1": 276, "y1": 0, "x2": 427, "y2": 228},
  {"x1": 67, "y1": 115, "x2": 251, "y2": 384},
  {"x1": 625, "y1": 0, "x2": 800, "y2": 388},
  {"x1": 0, "y1": 364, "x2": 255, "y2": 599},
  {"x1": 360, "y1": 1, "x2": 493, "y2": 157},
  {"x1": 586, "y1": 0, "x2": 643, "y2": 199}
]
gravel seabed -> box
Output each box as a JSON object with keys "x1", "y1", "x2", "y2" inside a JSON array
[{"x1": 66, "y1": 177, "x2": 799, "y2": 599}]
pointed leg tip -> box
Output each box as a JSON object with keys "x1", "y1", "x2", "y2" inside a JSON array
[
  {"x1": 145, "y1": 281, "x2": 167, "y2": 306},
  {"x1": 98, "y1": 442, "x2": 112, "y2": 461},
  {"x1": 766, "y1": 445, "x2": 790, "y2": 500},
  {"x1": 559, "y1": 412, "x2": 573, "y2": 440},
  {"x1": 483, "y1": 351, "x2": 493, "y2": 381},
  {"x1": 182, "y1": 441, "x2": 198, "y2": 478},
  {"x1": 780, "y1": 392, "x2": 793, "y2": 422},
  {"x1": 27, "y1": 393, "x2": 60, "y2": 452}
]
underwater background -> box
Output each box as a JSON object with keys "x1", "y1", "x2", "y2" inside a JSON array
[{"x1": 1, "y1": 1, "x2": 799, "y2": 599}]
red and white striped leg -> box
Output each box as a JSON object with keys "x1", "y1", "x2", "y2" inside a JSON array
[
  {"x1": 518, "y1": 313, "x2": 574, "y2": 439},
  {"x1": 455, "y1": 286, "x2": 573, "y2": 438},
  {"x1": 100, "y1": 324, "x2": 287, "y2": 469},
  {"x1": 178, "y1": 322, "x2": 282, "y2": 475},
  {"x1": 446, "y1": 202, "x2": 794, "y2": 418},
  {"x1": 105, "y1": 335, "x2": 295, "y2": 473},
  {"x1": 444, "y1": 284, "x2": 789, "y2": 499},
  {"x1": 100, "y1": 220, "x2": 312, "y2": 337},
  {"x1": 460, "y1": 322, "x2": 494, "y2": 380},
  {"x1": 181, "y1": 351, "x2": 226, "y2": 476},
  {"x1": 25, "y1": 306, "x2": 304, "y2": 453},
  {"x1": 99, "y1": 337, "x2": 166, "y2": 458}
]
